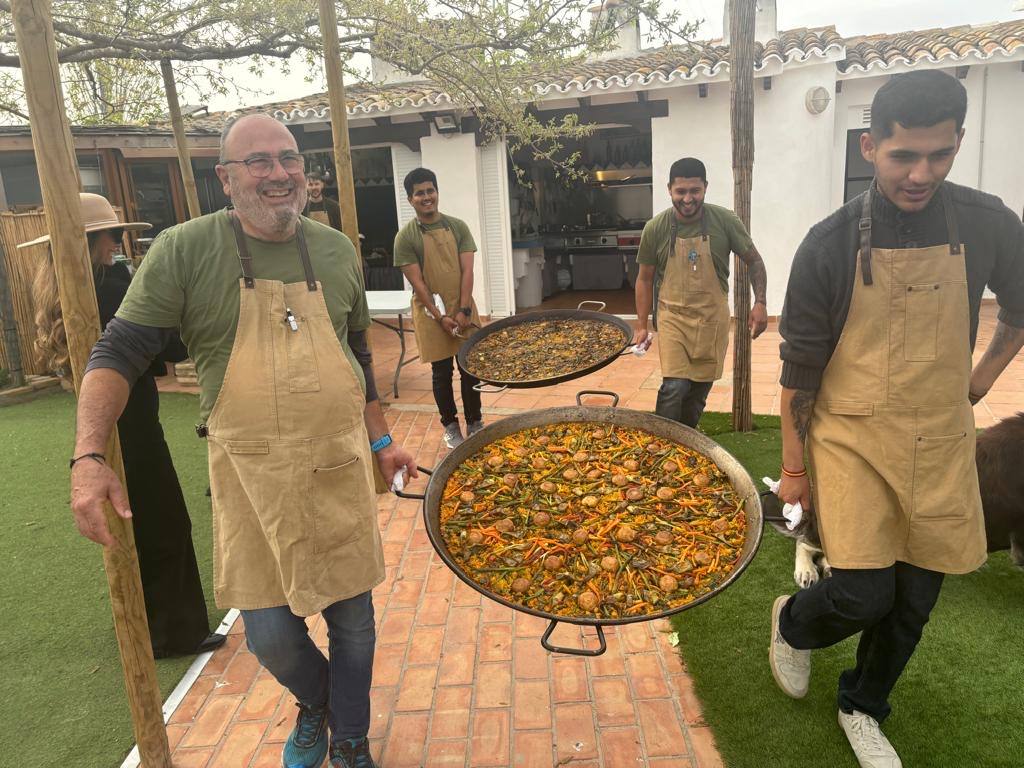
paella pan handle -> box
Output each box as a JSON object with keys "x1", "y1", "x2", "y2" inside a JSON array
[
  {"x1": 576, "y1": 300, "x2": 607, "y2": 313},
  {"x1": 472, "y1": 382, "x2": 508, "y2": 394},
  {"x1": 393, "y1": 465, "x2": 433, "y2": 500},
  {"x1": 575, "y1": 390, "x2": 620, "y2": 408},
  {"x1": 541, "y1": 621, "x2": 607, "y2": 657}
]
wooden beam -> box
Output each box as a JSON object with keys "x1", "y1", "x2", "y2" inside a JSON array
[
  {"x1": 318, "y1": 0, "x2": 361, "y2": 261},
  {"x1": 0, "y1": 237, "x2": 25, "y2": 387},
  {"x1": 160, "y1": 59, "x2": 201, "y2": 218},
  {"x1": 9, "y1": 1, "x2": 170, "y2": 765},
  {"x1": 730, "y1": 0, "x2": 755, "y2": 432}
]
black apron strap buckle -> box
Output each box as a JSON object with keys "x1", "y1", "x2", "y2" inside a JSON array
[{"x1": 195, "y1": 423, "x2": 208, "y2": 438}]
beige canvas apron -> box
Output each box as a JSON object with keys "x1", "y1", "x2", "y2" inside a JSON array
[
  {"x1": 410, "y1": 217, "x2": 480, "y2": 364},
  {"x1": 656, "y1": 213, "x2": 731, "y2": 381},
  {"x1": 308, "y1": 207, "x2": 330, "y2": 227},
  {"x1": 807, "y1": 186, "x2": 986, "y2": 574},
  {"x1": 201, "y1": 214, "x2": 385, "y2": 616}
]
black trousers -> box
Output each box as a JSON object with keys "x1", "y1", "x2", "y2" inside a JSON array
[
  {"x1": 431, "y1": 357, "x2": 482, "y2": 427},
  {"x1": 119, "y1": 377, "x2": 212, "y2": 656},
  {"x1": 779, "y1": 561, "x2": 944, "y2": 722},
  {"x1": 654, "y1": 377, "x2": 714, "y2": 428}
]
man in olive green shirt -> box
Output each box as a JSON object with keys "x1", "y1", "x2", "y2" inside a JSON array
[
  {"x1": 394, "y1": 166, "x2": 483, "y2": 449},
  {"x1": 69, "y1": 114, "x2": 412, "y2": 768},
  {"x1": 634, "y1": 157, "x2": 769, "y2": 427}
]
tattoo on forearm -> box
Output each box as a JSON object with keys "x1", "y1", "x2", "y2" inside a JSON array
[
  {"x1": 985, "y1": 321, "x2": 1024, "y2": 360},
  {"x1": 790, "y1": 389, "x2": 817, "y2": 443},
  {"x1": 741, "y1": 247, "x2": 768, "y2": 304}
]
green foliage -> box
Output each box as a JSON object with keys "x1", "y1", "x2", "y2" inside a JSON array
[{"x1": 0, "y1": 0, "x2": 701, "y2": 174}]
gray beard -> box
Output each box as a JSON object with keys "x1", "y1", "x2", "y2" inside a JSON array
[{"x1": 232, "y1": 182, "x2": 307, "y2": 236}]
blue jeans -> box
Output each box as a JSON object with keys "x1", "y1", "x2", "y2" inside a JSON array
[
  {"x1": 241, "y1": 591, "x2": 375, "y2": 742},
  {"x1": 655, "y1": 377, "x2": 714, "y2": 428}
]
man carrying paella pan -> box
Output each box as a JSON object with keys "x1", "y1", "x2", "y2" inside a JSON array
[{"x1": 633, "y1": 157, "x2": 770, "y2": 428}]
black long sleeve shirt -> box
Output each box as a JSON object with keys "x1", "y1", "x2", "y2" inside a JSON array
[{"x1": 780, "y1": 181, "x2": 1024, "y2": 390}]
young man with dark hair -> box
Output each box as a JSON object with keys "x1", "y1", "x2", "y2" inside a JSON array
[
  {"x1": 771, "y1": 70, "x2": 1024, "y2": 767},
  {"x1": 634, "y1": 157, "x2": 768, "y2": 427},
  {"x1": 394, "y1": 167, "x2": 483, "y2": 448},
  {"x1": 305, "y1": 171, "x2": 343, "y2": 232}
]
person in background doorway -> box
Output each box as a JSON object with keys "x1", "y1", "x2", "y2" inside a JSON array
[
  {"x1": 28, "y1": 192, "x2": 225, "y2": 659},
  {"x1": 305, "y1": 170, "x2": 343, "y2": 232},
  {"x1": 633, "y1": 157, "x2": 769, "y2": 427},
  {"x1": 394, "y1": 167, "x2": 484, "y2": 449}
]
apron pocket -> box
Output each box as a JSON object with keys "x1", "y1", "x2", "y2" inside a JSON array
[
  {"x1": 310, "y1": 432, "x2": 373, "y2": 553},
  {"x1": 285, "y1": 320, "x2": 322, "y2": 393},
  {"x1": 826, "y1": 401, "x2": 874, "y2": 416},
  {"x1": 912, "y1": 431, "x2": 970, "y2": 520},
  {"x1": 692, "y1": 321, "x2": 719, "y2": 363},
  {"x1": 904, "y1": 283, "x2": 940, "y2": 362}
]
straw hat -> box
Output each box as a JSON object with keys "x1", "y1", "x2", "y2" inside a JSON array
[{"x1": 17, "y1": 193, "x2": 150, "y2": 249}]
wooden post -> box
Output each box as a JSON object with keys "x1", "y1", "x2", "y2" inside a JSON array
[
  {"x1": 729, "y1": 0, "x2": 755, "y2": 432},
  {"x1": 10, "y1": 1, "x2": 171, "y2": 765},
  {"x1": 317, "y1": 0, "x2": 362, "y2": 260},
  {"x1": 160, "y1": 58, "x2": 202, "y2": 219},
  {"x1": 0, "y1": 238, "x2": 25, "y2": 388}
]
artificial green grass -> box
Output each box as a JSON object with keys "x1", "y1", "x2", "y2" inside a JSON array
[
  {"x1": 674, "y1": 413, "x2": 1024, "y2": 768},
  {"x1": 0, "y1": 390, "x2": 225, "y2": 768}
]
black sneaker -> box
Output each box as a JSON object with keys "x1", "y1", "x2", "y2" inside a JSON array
[
  {"x1": 330, "y1": 737, "x2": 376, "y2": 768},
  {"x1": 282, "y1": 702, "x2": 328, "y2": 768}
]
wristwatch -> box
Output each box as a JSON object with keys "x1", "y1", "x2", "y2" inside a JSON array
[{"x1": 459, "y1": 306, "x2": 472, "y2": 316}]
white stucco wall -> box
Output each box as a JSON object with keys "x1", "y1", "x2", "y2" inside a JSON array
[
  {"x1": 419, "y1": 129, "x2": 491, "y2": 314},
  {"x1": 975, "y1": 62, "x2": 1024, "y2": 220}
]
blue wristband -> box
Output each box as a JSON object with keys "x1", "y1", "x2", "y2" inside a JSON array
[{"x1": 370, "y1": 434, "x2": 393, "y2": 453}]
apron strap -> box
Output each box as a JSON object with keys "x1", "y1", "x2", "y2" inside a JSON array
[
  {"x1": 858, "y1": 186, "x2": 874, "y2": 286},
  {"x1": 295, "y1": 224, "x2": 317, "y2": 292},
  {"x1": 700, "y1": 209, "x2": 709, "y2": 241},
  {"x1": 229, "y1": 210, "x2": 256, "y2": 289},
  {"x1": 940, "y1": 185, "x2": 961, "y2": 256},
  {"x1": 229, "y1": 211, "x2": 318, "y2": 292}
]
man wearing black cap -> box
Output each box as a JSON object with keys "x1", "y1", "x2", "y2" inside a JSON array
[{"x1": 634, "y1": 157, "x2": 768, "y2": 427}]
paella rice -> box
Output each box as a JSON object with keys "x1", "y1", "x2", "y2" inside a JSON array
[{"x1": 439, "y1": 422, "x2": 748, "y2": 620}]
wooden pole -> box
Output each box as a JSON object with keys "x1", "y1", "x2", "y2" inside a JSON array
[
  {"x1": 729, "y1": 0, "x2": 755, "y2": 433},
  {"x1": 160, "y1": 58, "x2": 202, "y2": 219},
  {"x1": 317, "y1": 0, "x2": 361, "y2": 260},
  {"x1": 0, "y1": 238, "x2": 25, "y2": 388},
  {"x1": 10, "y1": 2, "x2": 171, "y2": 765}
]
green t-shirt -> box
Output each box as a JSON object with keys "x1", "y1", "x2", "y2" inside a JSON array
[
  {"x1": 393, "y1": 214, "x2": 477, "y2": 267},
  {"x1": 637, "y1": 204, "x2": 754, "y2": 292},
  {"x1": 116, "y1": 210, "x2": 370, "y2": 420}
]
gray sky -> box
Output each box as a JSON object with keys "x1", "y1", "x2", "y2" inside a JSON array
[{"x1": 201, "y1": 0, "x2": 1024, "y2": 111}]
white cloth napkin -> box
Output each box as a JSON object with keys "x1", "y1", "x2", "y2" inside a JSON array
[
  {"x1": 391, "y1": 465, "x2": 408, "y2": 493},
  {"x1": 630, "y1": 333, "x2": 654, "y2": 357},
  {"x1": 762, "y1": 476, "x2": 803, "y2": 530}
]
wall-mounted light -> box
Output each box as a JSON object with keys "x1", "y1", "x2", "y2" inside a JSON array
[
  {"x1": 432, "y1": 112, "x2": 460, "y2": 134},
  {"x1": 698, "y1": 83, "x2": 708, "y2": 98},
  {"x1": 762, "y1": 76, "x2": 772, "y2": 91},
  {"x1": 804, "y1": 86, "x2": 831, "y2": 115}
]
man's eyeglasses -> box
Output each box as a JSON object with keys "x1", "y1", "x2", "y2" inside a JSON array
[{"x1": 221, "y1": 153, "x2": 306, "y2": 178}]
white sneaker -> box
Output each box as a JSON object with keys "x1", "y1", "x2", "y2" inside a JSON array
[
  {"x1": 442, "y1": 422, "x2": 464, "y2": 449},
  {"x1": 769, "y1": 595, "x2": 810, "y2": 698},
  {"x1": 838, "y1": 710, "x2": 902, "y2": 768},
  {"x1": 466, "y1": 419, "x2": 485, "y2": 437}
]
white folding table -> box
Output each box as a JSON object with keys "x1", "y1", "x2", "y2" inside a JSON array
[{"x1": 366, "y1": 290, "x2": 418, "y2": 398}]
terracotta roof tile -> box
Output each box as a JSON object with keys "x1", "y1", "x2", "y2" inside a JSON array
[
  {"x1": 841, "y1": 20, "x2": 1024, "y2": 72},
  {"x1": 193, "y1": 19, "x2": 1024, "y2": 126}
]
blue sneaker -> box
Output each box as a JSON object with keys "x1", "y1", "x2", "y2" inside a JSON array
[
  {"x1": 330, "y1": 737, "x2": 376, "y2": 768},
  {"x1": 282, "y1": 702, "x2": 328, "y2": 768}
]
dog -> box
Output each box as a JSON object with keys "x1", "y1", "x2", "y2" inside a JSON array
[{"x1": 764, "y1": 412, "x2": 1024, "y2": 588}]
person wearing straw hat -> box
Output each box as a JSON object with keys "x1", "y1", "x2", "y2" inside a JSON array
[
  {"x1": 771, "y1": 71, "x2": 1024, "y2": 767},
  {"x1": 26, "y1": 192, "x2": 225, "y2": 659},
  {"x1": 66, "y1": 115, "x2": 415, "y2": 768}
]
